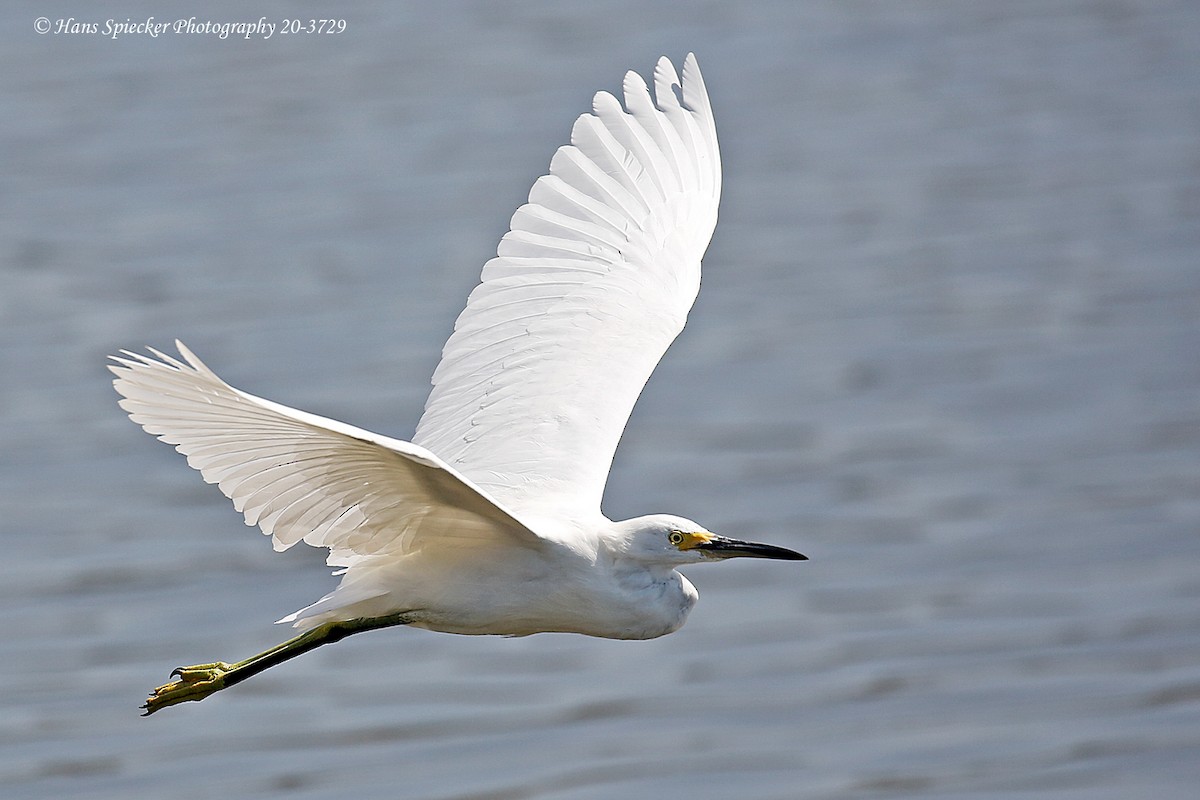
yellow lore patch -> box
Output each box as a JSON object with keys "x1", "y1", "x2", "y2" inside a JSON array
[{"x1": 670, "y1": 530, "x2": 714, "y2": 550}]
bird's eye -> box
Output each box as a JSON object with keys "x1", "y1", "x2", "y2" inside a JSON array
[{"x1": 669, "y1": 531, "x2": 685, "y2": 546}]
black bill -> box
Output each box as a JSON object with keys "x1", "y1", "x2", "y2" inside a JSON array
[{"x1": 695, "y1": 536, "x2": 807, "y2": 561}]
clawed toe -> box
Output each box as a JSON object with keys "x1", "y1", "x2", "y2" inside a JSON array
[{"x1": 143, "y1": 662, "x2": 234, "y2": 716}]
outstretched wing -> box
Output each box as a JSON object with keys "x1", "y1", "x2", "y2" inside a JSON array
[
  {"x1": 414, "y1": 53, "x2": 721, "y2": 518},
  {"x1": 111, "y1": 342, "x2": 541, "y2": 568}
]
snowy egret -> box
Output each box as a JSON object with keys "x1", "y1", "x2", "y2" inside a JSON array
[{"x1": 112, "y1": 53, "x2": 805, "y2": 716}]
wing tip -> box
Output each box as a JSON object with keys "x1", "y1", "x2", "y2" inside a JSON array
[
  {"x1": 616, "y1": 53, "x2": 712, "y2": 124},
  {"x1": 107, "y1": 340, "x2": 222, "y2": 388}
]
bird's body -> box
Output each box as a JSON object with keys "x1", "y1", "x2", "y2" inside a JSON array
[
  {"x1": 282, "y1": 512, "x2": 701, "y2": 641},
  {"x1": 331, "y1": 516, "x2": 701, "y2": 641},
  {"x1": 112, "y1": 54, "x2": 804, "y2": 714}
]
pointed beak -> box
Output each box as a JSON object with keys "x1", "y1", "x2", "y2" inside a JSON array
[{"x1": 694, "y1": 535, "x2": 807, "y2": 561}]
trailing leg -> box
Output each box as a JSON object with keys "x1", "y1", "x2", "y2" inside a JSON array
[{"x1": 142, "y1": 613, "x2": 410, "y2": 715}]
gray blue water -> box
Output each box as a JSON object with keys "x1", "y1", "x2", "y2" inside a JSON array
[{"x1": 3, "y1": 1, "x2": 1198, "y2": 798}]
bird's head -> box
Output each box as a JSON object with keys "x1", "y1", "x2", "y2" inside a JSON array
[{"x1": 615, "y1": 514, "x2": 807, "y2": 566}]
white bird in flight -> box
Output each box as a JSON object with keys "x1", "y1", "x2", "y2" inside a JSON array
[{"x1": 111, "y1": 53, "x2": 805, "y2": 716}]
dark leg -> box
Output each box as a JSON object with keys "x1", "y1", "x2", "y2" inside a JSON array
[{"x1": 142, "y1": 613, "x2": 410, "y2": 716}]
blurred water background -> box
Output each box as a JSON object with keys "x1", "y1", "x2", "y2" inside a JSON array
[{"x1": 2, "y1": 1, "x2": 1198, "y2": 798}]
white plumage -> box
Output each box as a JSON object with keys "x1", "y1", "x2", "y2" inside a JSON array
[
  {"x1": 111, "y1": 54, "x2": 803, "y2": 714},
  {"x1": 415, "y1": 55, "x2": 719, "y2": 515}
]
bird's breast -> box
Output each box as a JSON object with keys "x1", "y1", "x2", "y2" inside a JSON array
[{"x1": 588, "y1": 567, "x2": 698, "y2": 640}]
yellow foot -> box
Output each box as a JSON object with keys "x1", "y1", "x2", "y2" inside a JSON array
[{"x1": 142, "y1": 662, "x2": 234, "y2": 716}]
